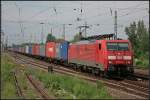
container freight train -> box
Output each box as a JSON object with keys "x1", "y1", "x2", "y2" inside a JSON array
[{"x1": 9, "y1": 34, "x2": 134, "y2": 77}]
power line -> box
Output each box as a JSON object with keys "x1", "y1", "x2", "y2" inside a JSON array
[
  {"x1": 117, "y1": 2, "x2": 148, "y2": 17},
  {"x1": 25, "y1": 6, "x2": 53, "y2": 21},
  {"x1": 118, "y1": 9, "x2": 148, "y2": 18},
  {"x1": 117, "y1": 2, "x2": 148, "y2": 11}
]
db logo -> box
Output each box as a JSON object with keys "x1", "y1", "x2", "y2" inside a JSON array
[
  {"x1": 48, "y1": 47, "x2": 53, "y2": 52},
  {"x1": 118, "y1": 53, "x2": 121, "y2": 55}
]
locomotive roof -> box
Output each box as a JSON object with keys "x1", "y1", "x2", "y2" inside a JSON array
[
  {"x1": 70, "y1": 39, "x2": 129, "y2": 45},
  {"x1": 70, "y1": 40, "x2": 96, "y2": 45},
  {"x1": 81, "y1": 33, "x2": 114, "y2": 40}
]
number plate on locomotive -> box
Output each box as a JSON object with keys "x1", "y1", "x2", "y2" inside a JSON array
[{"x1": 117, "y1": 56, "x2": 122, "y2": 59}]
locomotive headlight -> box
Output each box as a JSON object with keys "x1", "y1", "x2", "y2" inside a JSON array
[
  {"x1": 108, "y1": 56, "x2": 116, "y2": 60},
  {"x1": 127, "y1": 61, "x2": 131, "y2": 64},
  {"x1": 109, "y1": 61, "x2": 112, "y2": 64},
  {"x1": 123, "y1": 56, "x2": 131, "y2": 60}
]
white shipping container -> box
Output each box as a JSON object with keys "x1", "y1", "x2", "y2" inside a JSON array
[
  {"x1": 25, "y1": 45, "x2": 29, "y2": 54},
  {"x1": 55, "y1": 43, "x2": 61, "y2": 59}
]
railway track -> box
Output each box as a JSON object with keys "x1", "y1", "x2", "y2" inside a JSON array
[
  {"x1": 12, "y1": 71, "x2": 24, "y2": 98},
  {"x1": 25, "y1": 74, "x2": 50, "y2": 99},
  {"x1": 10, "y1": 52, "x2": 149, "y2": 99},
  {"x1": 12, "y1": 65, "x2": 51, "y2": 99},
  {"x1": 133, "y1": 73, "x2": 149, "y2": 80}
]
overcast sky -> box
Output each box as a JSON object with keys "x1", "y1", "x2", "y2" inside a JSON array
[{"x1": 1, "y1": 1, "x2": 149, "y2": 46}]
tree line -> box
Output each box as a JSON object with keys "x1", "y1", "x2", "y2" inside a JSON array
[{"x1": 125, "y1": 20, "x2": 149, "y2": 59}]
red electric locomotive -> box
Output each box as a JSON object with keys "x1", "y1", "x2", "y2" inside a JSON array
[{"x1": 68, "y1": 34, "x2": 134, "y2": 77}]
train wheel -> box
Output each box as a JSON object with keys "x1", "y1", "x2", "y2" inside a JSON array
[
  {"x1": 104, "y1": 70, "x2": 109, "y2": 78},
  {"x1": 74, "y1": 65, "x2": 77, "y2": 71},
  {"x1": 79, "y1": 65, "x2": 83, "y2": 72},
  {"x1": 99, "y1": 71, "x2": 104, "y2": 77},
  {"x1": 130, "y1": 67, "x2": 134, "y2": 74},
  {"x1": 96, "y1": 69, "x2": 101, "y2": 76},
  {"x1": 91, "y1": 68, "x2": 95, "y2": 75}
]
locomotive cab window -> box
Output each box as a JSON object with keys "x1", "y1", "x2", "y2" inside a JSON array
[
  {"x1": 107, "y1": 42, "x2": 129, "y2": 50},
  {"x1": 99, "y1": 44, "x2": 101, "y2": 50}
]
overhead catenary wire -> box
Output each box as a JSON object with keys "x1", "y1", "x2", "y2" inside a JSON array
[
  {"x1": 7, "y1": 2, "x2": 148, "y2": 26},
  {"x1": 3, "y1": 10, "x2": 148, "y2": 27},
  {"x1": 118, "y1": 7, "x2": 148, "y2": 17},
  {"x1": 24, "y1": 6, "x2": 54, "y2": 22},
  {"x1": 70, "y1": 2, "x2": 148, "y2": 28},
  {"x1": 3, "y1": 1, "x2": 149, "y2": 44},
  {"x1": 117, "y1": 2, "x2": 148, "y2": 11}
]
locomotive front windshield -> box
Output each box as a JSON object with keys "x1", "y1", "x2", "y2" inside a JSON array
[{"x1": 107, "y1": 42, "x2": 129, "y2": 50}]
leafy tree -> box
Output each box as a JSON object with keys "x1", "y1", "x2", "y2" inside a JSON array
[
  {"x1": 70, "y1": 32, "x2": 83, "y2": 43},
  {"x1": 46, "y1": 33, "x2": 56, "y2": 43},
  {"x1": 125, "y1": 20, "x2": 149, "y2": 58},
  {"x1": 137, "y1": 20, "x2": 149, "y2": 54},
  {"x1": 125, "y1": 21, "x2": 137, "y2": 50}
]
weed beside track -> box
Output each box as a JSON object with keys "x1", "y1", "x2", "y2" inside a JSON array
[{"x1": 1, "y1": 53, "x2": 18, "y2": 99}]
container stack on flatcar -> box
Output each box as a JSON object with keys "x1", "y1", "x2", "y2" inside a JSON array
[
  {"x1": 45, "y1": 42, "x2": 56, "y2": 59},
  {"x1": 55, "y1": 43, "x2": 61, "y2": 59},
  {"x1": 39, "y1": 44, "x2": 45, "y2": 57},
  {"x1": 60, "y1": 41, "x2": 69, "y2": 61},
  {"x1": 29, "y1": 44, "x2": 32, "y2": 55},
  {"x1": 32, "y1": 44, "x2": 40, "y2": 56},
  {"x1": 25, "y1": 45, "x2": 29, "y2": 54}
]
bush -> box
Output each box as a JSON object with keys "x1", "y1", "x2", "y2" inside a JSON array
[
  {"x1": 27, "y1": 67, "x2": 112, "y2": 99},
  {"x1": 134, "y1": 57, "x2": 149, "y2": 69},
  {"x1": 1, "y1": 53, "x2": 18, "y2": 99}
]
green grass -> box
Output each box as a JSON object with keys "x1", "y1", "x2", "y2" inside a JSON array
[
  {"x1": 134, "y1": 52, "x2": 149, "y2": 69},
  {"x1": 134, "y1": 58, "x2": 149, "y2": 69},
  {"x1": 25, "y1": 67, "x2": 112, "y2": 99},
  {"x1": 1, "y1": 53, "x2": 18, "y2": 99}
]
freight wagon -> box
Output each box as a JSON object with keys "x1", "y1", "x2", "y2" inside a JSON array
[
  {"x1": 39, "y1": 44, "x2": 45, "y2": 57},
  {"x1": 28, "y1": 44, "x2": 33, "y2": 55},
  {"x1": 60, "y1": 41, "x2": 69, "y2": 61},
  {"x1": 55, "y1": 43, "x2": 61, "y2": 59},
  {"x1": 25, "y1": 45, "x2": 29, "y2": 54},
  {"x1": 32, "y1": 44, "x2": 40, "y2": 56},
  {"x1": 45, "y1": 41, "x2": 69, "y2": 63},
  {"x1": 45, "y1": 42, "x2": 56, "y2": 59}
]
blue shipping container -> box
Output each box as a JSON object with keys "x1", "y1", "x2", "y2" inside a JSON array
[
  {"x1": 29, "y1": 45, "x2": 32, "y2": 54},
  {"x1": 60, "y1": 41, "x2": 69, "y2": 60}
]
